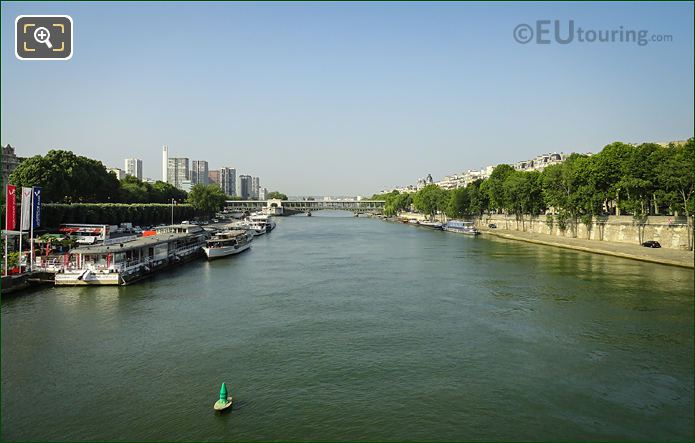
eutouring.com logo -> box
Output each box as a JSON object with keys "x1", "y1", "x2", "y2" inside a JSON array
[{"x1": 514, "y1": 20, "x2": 673, "y2": 46}]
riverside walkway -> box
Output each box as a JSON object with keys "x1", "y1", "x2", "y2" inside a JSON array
[{"x1": 480, "y1": 228, "x2": 694, "y2": 268}]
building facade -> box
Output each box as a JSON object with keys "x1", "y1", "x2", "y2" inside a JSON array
[
  {"x1": 162, "y1": 145, "x2": 168, "y2": 183},
  {"x1": 208, "y1": 170, "x2": 220, "y2": 185},
  {"x1": 251, "y1": 176, "x2": 260, "y2": 199},
  {"x1": 107, "y1": 167, "x2": 127, "y2": 180},
  {"x1": 2, "y1": 144, "x2": 22, "y2": 187},
  {"x1": 124, "y1": 158, "x2": 143, "y2": 180},
  {"x1": 219, "y1": 167, "x2": 236, "y2": 197},
  {"x1": 191, "y1": 160, "x2": 209, "y2": 186},
  {"x1": 239, "y1": 175, "x2": 252, "y2": 199},
  {"x1": 167, "y1": 157, "x2": 190, "y2": 189}
]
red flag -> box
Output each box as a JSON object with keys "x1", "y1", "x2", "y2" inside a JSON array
[{"x1": 6, "y1": 185, "x2": 16, "y2": 230}]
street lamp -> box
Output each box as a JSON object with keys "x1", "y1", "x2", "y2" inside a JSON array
[{"x1": 171, "y1": 198, "x2": 175, "y2": 225}]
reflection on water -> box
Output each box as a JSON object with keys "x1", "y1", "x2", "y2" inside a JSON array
[{"x1": 2, "y1": 216, "x2": 692, "y2": 441}]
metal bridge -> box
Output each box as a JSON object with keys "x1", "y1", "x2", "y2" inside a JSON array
[{"x1": 224, "y1": 198, "x2": 385, "y2": 215}]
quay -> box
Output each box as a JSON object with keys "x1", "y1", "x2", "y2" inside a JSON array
[{"x1": 479, "y1": 228, "x2": 694, "y2": 269}]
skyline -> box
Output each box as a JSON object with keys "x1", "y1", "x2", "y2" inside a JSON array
[{"x1": 2, "y1": 2, "x2": 693, "y2": 195}]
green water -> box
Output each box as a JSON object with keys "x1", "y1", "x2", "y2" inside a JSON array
[{"x1": 2, "y1": 214, "x2": 693, "y2": 441}]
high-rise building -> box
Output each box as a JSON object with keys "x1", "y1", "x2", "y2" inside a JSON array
[
  {"x1": 251, "y1": 176, "x2": 260, "y2": 199},
  {"x1": 259, "y1": 187, "x2": 267, "y2": 200},
  {"x1": 208, "y1": 170, "x2": 220, "y2": 185},
  {"x1": 239, "y1": 175, "x2": 252, "y2": 199},
  {"x1": 107, "y1": 167, "x2": 126, "y2": 180},
  {"x1": 124, "y1": 158, "x2": 143, "y2": 180},
  {"x1": 191, "y1": 160, "x2": 209, "y2": 186},
  {"x1": 162, "y1": 145, "x2": 168, "y2": 182},
  {"x1": 219, "y1": 167, "x2": 236, "y2": 197},
  {"x1": 167, "y1": 157, "x2": 190, "y2": 189}
]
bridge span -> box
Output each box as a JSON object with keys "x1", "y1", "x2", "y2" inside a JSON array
[{"x1": 224, "y1": 198, "x2": 385, "y2": 215}]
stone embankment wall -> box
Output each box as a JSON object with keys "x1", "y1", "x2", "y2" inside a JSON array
[{"x1": 470, "y1": 214, "x2": 693, "y2": 250}]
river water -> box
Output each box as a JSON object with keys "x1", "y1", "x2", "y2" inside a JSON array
[{"x1": 2, "y1": 214, "x2": 693, "y2": 441}]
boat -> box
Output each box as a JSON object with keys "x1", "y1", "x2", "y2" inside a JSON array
[
  {"x1": 419, "y1": 221, "x2": 443, "y2": 229},
  {"x1": 54, "y1": 224, "x2": 208, "y2": 285},
  {"x1": 203, "y1": 230, "x2": 253, "y2": 259},
  {"x1": 408, "y1": 219, "x2": 419, "y2": 224},
  {"x1": 443, "y1": 220, "x2": 480, "y2": 235},
  {"x1": 248, "y1": 213, "x2": 276, "y2": 234},
  {"x1": 214, "y1": 382, "x2": 233, "y2": 412}
]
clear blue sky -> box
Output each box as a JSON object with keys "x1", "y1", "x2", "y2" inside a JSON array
[{"x1": 2, "y1": 1, "x2": 693, "y2": 195}]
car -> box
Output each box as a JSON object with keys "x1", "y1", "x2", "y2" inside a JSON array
[
  {"x1": 181, "y1": 220, "x2": 190, "y2": 224},
  {"x1": 488, "y1": 223, "x2": 497, "y2": 229},
  {"x1": 642, "y1": 240, "x2": 661, "y2": 248}
]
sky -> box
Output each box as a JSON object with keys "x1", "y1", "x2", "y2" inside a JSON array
[{"x1": 1, "y1": 1, "x2": 693, "y2": 196}]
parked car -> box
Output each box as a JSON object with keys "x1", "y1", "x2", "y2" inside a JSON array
[
  {"x1": 642, "y1": 240, "x2": 661, "y2": 248},
  {"x1": 488, "y1": 223, "x2": 497, "y2": 229}
]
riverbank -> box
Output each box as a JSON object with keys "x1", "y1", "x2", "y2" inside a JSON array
[{"x1": 480, "y1": 227, "x2": 694, "y2": 268}]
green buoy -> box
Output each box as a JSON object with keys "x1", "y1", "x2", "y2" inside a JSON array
[{"x1": 214, "y1": 382, "x2": 233, "y2": 411}]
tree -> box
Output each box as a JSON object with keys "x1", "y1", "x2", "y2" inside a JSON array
[
  {"x1": 483, "y1": 164, "x2": 515, "y2": 213},
  {"x1": 412, "y1": 184, "x2": 448, "y2": 218},
  {"x1": 266, "y1": 191, "x2": 288, "y2": 200},
  {"x1": 150, "y1": 181, "x2": 187, "y2": 203},
  {"x1": 187, "y1": 184, "x2": 227, "y2": 216},
  {"x1": 656, "y1": 139, "x2": 693, "y2": 218},
  {"x1": 466, "y1": 179, "x2": 489, "y2": 216},
  {"x1": 446, "y1": 187, "x2": 469, "y2": 218},
  {"x1": 9, "y1": 150, "x2": 120, "y2": 203}
]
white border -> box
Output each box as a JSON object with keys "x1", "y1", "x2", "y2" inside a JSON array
[{"x1": 15, "y1": 15, "x2": 73, "y2": 61}]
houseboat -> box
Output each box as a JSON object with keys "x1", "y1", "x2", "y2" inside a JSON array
[
  {"x1": 248, "y1": 213, "x2": 276, "y2": 235},
  {"x1": 54, "y1": 224, "x2": 208, "y2": 286},
  {"x1": 443, "y1": 220, "x2": 480, "y2": 235},
  {"x1": 203, "y1": 230, "x2": 254, "y2": 259}
]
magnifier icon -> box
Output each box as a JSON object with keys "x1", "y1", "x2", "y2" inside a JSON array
[{"x1": 33, "y1": 26, "x2": 53, "y2": 48}]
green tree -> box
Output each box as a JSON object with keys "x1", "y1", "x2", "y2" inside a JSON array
[
  {"x1": 412, "y1": 184, "x2": 448, "y2": 218},
  {"x1": 9, "y1": 150, "x2": 120, "y2": 203},
  {"x1": 266, "y1": 191, "x2": 289, "y2": 200},
  {"x1": 466, "y1": 179, "x2": 489, "y2": 216},
  {"x1": 187, "y1": 184, "x2": 228, "y2": 216},
  {"x1": 150, "y1": 180, "x2": 187, "y2": 203},
  {"x1": 655, "y1": 139, "x2": 693, "y2": 218},
  {"x1": 483, "y1": 164, "x2": 514, "y2": 213},
  {"x1": 446, "y1": 187, "x2": 469, "y2": 218}
]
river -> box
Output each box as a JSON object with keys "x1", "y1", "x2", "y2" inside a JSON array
[{"x1": 2, "y1": 213, "x2": 693, "y2": 441}]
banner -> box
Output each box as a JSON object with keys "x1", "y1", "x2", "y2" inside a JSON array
[
  {"x1": 32, "y1": 187, "x2": 42, "y2": 228},
  {"x1": 20, "y1": 187, "x2": 32, "y2": 231},
  {"x1": 6, "y1": 185, "x2": 16, "y2": 231}
]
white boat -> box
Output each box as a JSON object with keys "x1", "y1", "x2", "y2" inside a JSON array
[
  {"x1": 203, "y1": 230, "x2": 253, "y2": 259},
  {"x1": 419, "y1": 221, "x2": 443, "y2": 229},
  {"x1": 54, "y1": 224, "x2": 208, "y2": 286},
  {"x1": 248, "y1": 213, "x2": 276, "y2": 235},
  {"x1": 443, "y1": 220, "x2": 480, "y2": 235}
]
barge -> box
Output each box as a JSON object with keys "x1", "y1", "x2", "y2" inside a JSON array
[{"x1": 54, "y1": 224, "x2": 208, "y2": 286}]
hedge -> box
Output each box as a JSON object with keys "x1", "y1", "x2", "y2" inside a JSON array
[{"x1": 41, "y1": 203, "x2": 196, "y2": 228}]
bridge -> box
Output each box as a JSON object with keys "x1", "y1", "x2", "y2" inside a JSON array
[{"x1": 224, "y1": 198, "x2": 385, "y2": 215}]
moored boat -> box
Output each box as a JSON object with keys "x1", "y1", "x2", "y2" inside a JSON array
[
  {"x1": 443, "y1": 220, "x2": 480, "y2": 235},
  {"x1": 54, "y1": 224, "x2": 208, "y2": 286},
  {"x1": 203, "y1": 230, "x2": 253, "y2": 259},
  {"x1": 248, "y1": 213, "x2": 276, "y2": 234},
  {"x1": 419, "y1": 220, "x2": 443, "y2": 229}
]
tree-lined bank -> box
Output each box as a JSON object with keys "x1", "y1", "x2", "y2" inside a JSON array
[{"x1": 374, "y1": 139, "x2": 694, "y2": 226}]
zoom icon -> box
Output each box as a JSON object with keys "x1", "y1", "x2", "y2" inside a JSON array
[{"x1": 16, "y1": 15, "x2": 73, "y2": 60}]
